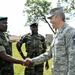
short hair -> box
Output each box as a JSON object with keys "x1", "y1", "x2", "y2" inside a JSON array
[
  {"x1": 55, "y1": 11, "x2": 65, "y2": 22},
  {"x1": 47, "y1": 7, "x2": 65, "y2": 21}
]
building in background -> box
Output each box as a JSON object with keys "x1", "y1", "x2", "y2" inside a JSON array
[
  {"x1": 9, "y1": 35, "x2": 21, "y2": 42},
  {"x1": 45, "y1": 34, "x2": 53, "y2": 45}
]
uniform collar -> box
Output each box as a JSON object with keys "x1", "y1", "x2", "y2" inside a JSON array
[{"x1": 56, "y1": 23, "x2": 68, "y2": 37}]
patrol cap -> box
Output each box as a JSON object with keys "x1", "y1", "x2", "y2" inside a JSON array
[
  {"x1": 47, "y1": 7, "x2": 64, "y2": 19},
  {"x1": 30, "y1": 23, "x2": 38, "y2": 27},
  {"x1": 0, "y1": 16, "x2": 7, "y2": 21}
]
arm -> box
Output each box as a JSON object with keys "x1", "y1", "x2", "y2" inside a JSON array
[
  {"x1": 0, "y1": 51, "x2": 24, "y2": 65},
  {"x1": 24, "y1": 46, "x2": 52, "y2": 67},
  {"x1": 32, "y1": 47, "x2": 52, "y2": 65},
  {"x1": 42, "y1": 40, "x2": 49, "y2": 70},
  {"x1": 16, "y1": 35, "x2": 27, "y2": 59},
  {"x1": 16, "y1": 42, "x2": 26, "y2": 59}
]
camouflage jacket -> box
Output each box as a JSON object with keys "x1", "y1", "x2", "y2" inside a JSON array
[
  {"x1": 17, "y1": 33, "x2": 47, "y2": 58},
  {"x1": 32, "y1": 23, "x2": 75, "y2": 75},
  {"x1": 0, "y1": 33, "x2": 12, "y2": 71}
]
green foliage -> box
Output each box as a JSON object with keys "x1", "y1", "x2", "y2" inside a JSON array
[
  {"x1": 57, "y1": 0, "x2": 75, "y2": 9},
  {"x1": 24, "y1": 0, "x2": 75, "y2": 24},
  {"x1": 57, "y1": 0, "x2": 75, "y2": 20},
  {"x1": 23, "y1": 0, "x2": 56, "y2": 34},
  {"x1": 24, "y1": 0, "x2": 51, "y2": 25},
  {"x1": 12, "y1": 42, "x2": 52, "y2": 75}
]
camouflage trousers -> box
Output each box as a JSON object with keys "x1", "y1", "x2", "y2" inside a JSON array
[{"x1": 24, "y1": 63, "x2": 44, "y2": 75}]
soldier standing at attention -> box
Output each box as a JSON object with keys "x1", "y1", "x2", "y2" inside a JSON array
[
  {"x1": 0, "y1": 16, "x2": 27, "y2": 75},
  {"x1": 24, "y1": 7, "x2": 75, "y2": 75},
  {"x1": 16, "y1": 23, "x2": 49, "y2": 75}
]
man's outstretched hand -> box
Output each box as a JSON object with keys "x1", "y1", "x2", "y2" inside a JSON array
[{"x1": 24, "y1": 58, "x2": 33, "y2": 67}]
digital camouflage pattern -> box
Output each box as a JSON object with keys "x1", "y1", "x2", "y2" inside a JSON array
[
  {"x1": 17, "y1": 33, "x2": 47, "y2": 75},
  {"x1": 32, "y1": 23, "x2": 75, "y2": 75},
  {"x1": 0, "y1": 33, "x2": 14, "y2": 75}
]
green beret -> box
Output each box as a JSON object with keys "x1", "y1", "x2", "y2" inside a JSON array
[{"x1": 0, "y1": 16, "x2": 7, "y2": 21}]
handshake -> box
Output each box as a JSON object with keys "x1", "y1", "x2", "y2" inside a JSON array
[
  {"x1": 23, "y1": 58, "x2": 49, "y2": 70},
  {"x1": 23, "y1": 58, "x2": 33, "y2": 67}
]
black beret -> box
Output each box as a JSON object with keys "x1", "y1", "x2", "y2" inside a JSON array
[{"x1": 30, "y1": 23, "x2": 38, "y2": 27}]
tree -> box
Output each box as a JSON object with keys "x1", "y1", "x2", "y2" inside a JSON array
[
  {"x1": 23, "y1": 0, "x2": 56, "y2": 34},
  {"x1": 24, "y1": 0, "x2": 51, "y2": 24},
  {"x1": 57, "y1": 0, "x2": 75, "y2": 20},
  {"x1": 23, "y1": 0, "x2": 75, "y2": 34}
]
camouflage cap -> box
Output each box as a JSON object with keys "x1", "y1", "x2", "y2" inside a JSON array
[
  {"x1": 0, "y1": 16, "x2": 7, "y2": 21},
  {"x1": 47, "y1": 7, "x2": 64, "y2": 19},
  {"x1": 30, "y1": 22, "x2": 38, "y2": 27}
]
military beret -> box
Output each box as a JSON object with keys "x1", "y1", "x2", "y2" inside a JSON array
[
  {"x1": 30, "y1": 23, "x2": 38, "y2": 27},
  {"x1": 47, "y1": 7, "x2": 64, "y2": 19},
  {"x1": 0, "y1": 16, "x2": 7, "y2": 21}
]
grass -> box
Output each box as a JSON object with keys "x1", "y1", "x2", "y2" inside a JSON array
[{"x1": 12, "y1": 42, "x2": 52, "y2": 75}]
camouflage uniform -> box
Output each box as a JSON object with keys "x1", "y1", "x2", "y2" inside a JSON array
[
  {"x1": 32, "y1": 23, "x2": 75, "y2": 75},
  {"x1": 0, "y1": 33, "x2": 14, "y2": 75},
  {"x1": 17, "y1": 33, "x2": 47, "y2": 75}
]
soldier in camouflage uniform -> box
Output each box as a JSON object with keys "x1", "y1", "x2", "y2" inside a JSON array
[
  {"x1": 24, "y1": 7, "x2": 75, "y2": 75},
  {"x1": 0, "y1": 16, "x2": 14, "y2": 75},
  {"x1": 0, "y1": 16, "x2": 27, "y2": 75},
  {"x1": 0, "y1": 33, "x2": 14, "y2": 75},
  {"x1": 16, "y1": 23, "x2": 49, "y2": 75}
]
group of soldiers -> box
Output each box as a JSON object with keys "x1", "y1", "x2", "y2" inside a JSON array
[
  {"x1": 1, "y1": 6, "x2": 75, "y2": 75},
  {"x1": 0, "y1": 17, "x2": 49, "y2": 75}
]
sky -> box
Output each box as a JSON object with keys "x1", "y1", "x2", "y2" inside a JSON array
[
  {"x1": 0, "y1": 0, "x2": 75, "y2": 37},
  {"x1": 0, "y1": 0, "x2": 27, "y2": 36}
]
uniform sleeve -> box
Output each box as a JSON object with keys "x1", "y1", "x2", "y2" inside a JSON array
[
  {"x1": 66, "y1": 31, "x2": 75, "y2": 75},
  {"x1": 32, "y1": 45, "x2": 53, "y2": 65},
  {"x1": 0, "y1": 38, "x2": 5, "y2": 52}
]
